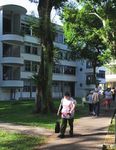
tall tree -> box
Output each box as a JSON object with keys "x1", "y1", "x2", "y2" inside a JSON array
[
  {"x1": 29, "y1": 0, "x2": 68, "y2": 113},
  {"x1": 61, "y1": 3, "x2": 109, "y2": 86},
  {"x1": 77, "y1": 0, "x2": 116, "y2": 57}
]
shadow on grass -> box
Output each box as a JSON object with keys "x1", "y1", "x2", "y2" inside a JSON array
[{"x1": 0, "y1": 99, "x2": 89, "y2": 129}]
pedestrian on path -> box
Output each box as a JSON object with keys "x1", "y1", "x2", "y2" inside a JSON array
[
  {"x1": 111, "y1": 87, "x2": 116, "y2": 102},
  {"x1": 57, "y1": 92, "x2": 77, "y2": 138},
  {"x1": 86, "y1": 90, "x2": 94, "y2": 115},
  {"x1": 103, "y1": 88, "x2": 112, "y2": 110},
  {"x1": 92, "y1": 88, "x2": 100, "y2": 117}
]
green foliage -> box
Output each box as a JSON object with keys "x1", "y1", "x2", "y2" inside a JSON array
[
  {"x1": 60, "y1": 1, "x2": 115, "y2": 86},
  {"x1": 62, "y1": 3, "x2": 107, "y2": 63},
  {"x1": 105, "y1": 64, "x2": 116, "y2": 74},
  {"x1": 108, "y1": 119, "x2": 115, "y2": 133},
  {"x1": 77, "y1": 0, "x2": 116, "y2": 57}
]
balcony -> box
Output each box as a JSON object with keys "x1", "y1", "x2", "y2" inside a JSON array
[
  {"x1": 1, "y1": 57, "x2": 24, "y2": 65},
  {"x1": 21, "y1": 72, "x2": 33, "y2": 79},
  {"x1": 22, "y1": 53, "x2": 41, "y2": 62},
  {"x1": 1, "y1": 4, "x2": 27, "y2": 15},
  {"x1": 1, "y1": 80, "x2": 23, "y2": 88},
  {"x1": 1, "y1": 34, "x2": 24, "y2": 44},
  {"x1": 54, "y1": 42, "x2": 68, "y2": 50},
  {"x1": 53, "y1": 74, "x2": 76, "y2": 82},
  {"x1": 24, "y1": 35, "x2": 40, "y2": 44}
]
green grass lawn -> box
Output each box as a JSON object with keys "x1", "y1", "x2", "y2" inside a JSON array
[
  {"x1": 0, "y1": 99, "x2": 88, "y2": 129},
  {"x1": 0, "y1": 99, "x2": 89, "y2": 149},
  {"x1": 2, "y1": 99, "x2": 114, "y2": 149},
  {"x1": 0, "y1": 129, "x2": 45, "y2": 150}
]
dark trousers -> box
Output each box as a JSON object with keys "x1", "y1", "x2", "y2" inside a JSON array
[
  {"x1": 60, "y1": 118, "x2": 74, "y2": 135},
  {"x1": 93, "y1": 102, "x2": 100, "y2": 116},
  {"x1": 112, "y1": 94, "x2": 115, "y2": 101},
  {"x1": 88, "y1": 103, "x2": 93, "y2": 113}
]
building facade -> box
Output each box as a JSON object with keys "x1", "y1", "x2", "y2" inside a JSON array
[
  {"x1": 0, "y1": 3, "x2": 105, "y2": 100},
  {"x1": 105, "y1": 59, "x2": 116, "y2": 88}
]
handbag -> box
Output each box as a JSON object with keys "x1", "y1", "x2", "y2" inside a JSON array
[{"x1": 55, "y1": 120, "x2": 60, "y2": 133}]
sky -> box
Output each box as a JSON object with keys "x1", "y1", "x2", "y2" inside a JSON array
[
  {"x1": 1, "y1": 0, "x2": 38, "y2": 14},
  {"x1": 1, "y1": 0, "x2": 64, "y2": 25}
]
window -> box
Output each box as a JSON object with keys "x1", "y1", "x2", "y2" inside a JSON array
[
  {"x1": 25, "y1": 45, "x2": 31, "y2": 54},
  {"x1": 58, "y1": 50, "x2": 76, "y2": 61},
  {"x1": 32, "y1": 86, "x2": 36, "y2": 92},
  {"x1": 25, "y1": 45, "x2": 38, "y2": 55},
  {"x1": 3, "y1": 17, "x2": 11, "y2": 34},
  {"x1": 32, "y1": 62, "x2": 38, "y2": 72},
  {"x1": 3, "y1": 66, "x2": 20, "y2": 80},
  {"x1": 55, "y1": 32, "x2": 64, "y2": 43},
  {"x1": 24, "y1": 61, "x2": 38, "y2": 72},
  {"x1": 53, "y1": 65, "x2": 63, "y2": 74},
  {"x1": 21, "y1": 23, "x2": 31, "y2": 35},
  {"x1": 52, "y1": 82, "x2": 60, "y2": 92},
  {"x1": 3, "y1": 43, "x2": 20, "y2": 57},
  {"x1": 97, "y1": 70, "x2": 105, "y2": 78},
  {"x1": 86, "y1": 74, "x2": 94, "y2": 84},
  {"x1": 23, "y1": 86, "x2": 30, "y2": 92},
  {"x1": 58, "y1": 51, "x2": 63, "y2": 59},
  {"x1": 64, "y1": 52, "x2": 71, "y2": 60},
  {"x1": 32, "y1": 47, "x2": 38, "y2": 55},
  {"x1": 64, "y1": 66, "x2": 76, "y2": 75},
  {"x1": 86, "y1": 61, "x2": 92, "y2": 68},
  {"x1": 24, "y1": 61, "x2": 31, "y2": 71}
]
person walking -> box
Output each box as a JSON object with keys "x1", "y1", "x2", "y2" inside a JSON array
[
  {"x1": 57, "y1": 92, "x2": 77, "y2": 138},
  {"x1": 111, "y1": 87, "x2": 116, "y2": 102},
  {"x1": 86, "y1": 90, "x2": 94, "y2": 115},
  {"x1": 104, "y1": 88, "x2": 112, "y2": 110},
  {"x1": 92, "y1": 88, "x2": 100, "y2": 117}
]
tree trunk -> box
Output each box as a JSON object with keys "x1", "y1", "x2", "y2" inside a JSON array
[
  {"x1": 92, "y1": 61, "x2": 97, "y2": 87},
  {"x1": 34, "y1": 88, "x2": 42, "y2": 113},
  {"x1": 35, "y1": 0, "x2": 54, "y2": 113}
]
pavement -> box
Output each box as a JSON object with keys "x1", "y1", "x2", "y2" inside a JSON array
[
  {"x1": 38, "y1": 109, "x2": 115, "y2": 150},
  {"x1": 0, "y1": 102, "x2": 116, "y2": 150}
]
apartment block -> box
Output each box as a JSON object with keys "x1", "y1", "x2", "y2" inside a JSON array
[
  {"x1": 0, "y1": 2, "x2": 106, "y2": 100},
  {"x1": 105, "y1": 59, "x2": 116, "y2": 88}
]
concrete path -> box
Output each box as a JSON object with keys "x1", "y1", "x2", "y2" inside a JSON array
[
  {"x1": 0, "y1": 104, "x2": 115, "y2": 150},
  {"x1": 0, "y1": 122, "x2": 53, "y2": 137},
  {"x1": 38, "y1": 110, "x2": 114, "y2": 150}
]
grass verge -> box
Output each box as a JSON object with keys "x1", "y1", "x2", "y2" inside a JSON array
[
  {"x1": 0, "y1": 129, "x2": 45, "y2": 150},
  {"x1": 0, "y1": 99, "x2": 88, "y2": 129}
]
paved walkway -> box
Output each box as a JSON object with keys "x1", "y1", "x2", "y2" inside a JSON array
[
  {"x1": 0, "y1": 103, "x2": 115, "y2": 150},
  {"x1": 0, "y1": 122, "x2": 53, "y2": 137},
  {"x1": 38, "y1": 109, "x2": 115, "y2": 150}
]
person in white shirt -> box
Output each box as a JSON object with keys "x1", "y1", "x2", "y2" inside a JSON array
[
  {"x1": 57, "y1": 92, "x2": 77, "y2": 138},
  {"x1": 104, "y1": 88, "x2": 112, "y2": 109},
  {"x1": 87, "y1": 90, "x2": 94, "y2": 115},
  {"x1": 92, "y1": 88, "x2": 100, "y2": 116}
]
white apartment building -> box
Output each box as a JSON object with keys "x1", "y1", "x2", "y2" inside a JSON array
[
  {"x1": 105, "y1": 59, "x2": 116, "y2": 88},
  {"x1": 0, "y1": 2, "x2": 105, "y2": 100}
]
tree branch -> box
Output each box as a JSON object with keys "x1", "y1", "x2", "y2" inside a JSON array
[{"x1": 89, "y1": 12, "x2": 106, "y2": 27}]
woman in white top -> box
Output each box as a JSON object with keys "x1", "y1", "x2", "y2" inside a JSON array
[
  {"x1": 87, "y1": 91, "x2": 94, "y2": 115},
  {"x1": 57, "y1": 92, "x2": 77, "y2": 138}
]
